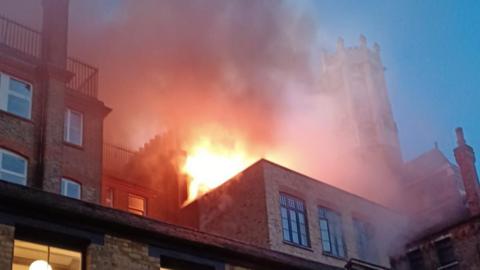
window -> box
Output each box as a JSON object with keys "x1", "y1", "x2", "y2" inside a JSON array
[
  {"x1": 435, "y1": 237, "x2": 458, "y2": 269},
  {"x1": 0, "y1": 148, "x2": 27, "y2": 185},
  {"x1": 12, "y1": 240, "x2": 82, "y2": 270},
  {"x1": 353, "y1": 218, "x2": 377, "y2": 263},
  {"x1": 280, "y1": 193, "x2": 309, "y2": 247},
  {"x1": 61, "y1": 178, "x2": 81, "y2": 199},
  {"x1": 105, "y1": 187, "x2": 114, "y2": 207},
  {"x1": 64, "y1": 109, "x2": 83, "y2": 146},
  {"x1": 319, "y1": 207, "x2": 346, "y2": 258},
  {"x1": 128, "y1": 193, "x2": 146, "y2": 216},
  {"x1": 0, "y1": 73, "x2": 32, "y2": 119},
  {"x1": 407, "y1": 249, "x2": 425, "y2": 270}
]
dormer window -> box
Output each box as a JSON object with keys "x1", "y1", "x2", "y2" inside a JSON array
[
  {"x1": 0, "y1": 72, "x2": 32, "y2": 119},
  {"x1": 64, "y1": 109, "x2": 83, "y2": 146}
]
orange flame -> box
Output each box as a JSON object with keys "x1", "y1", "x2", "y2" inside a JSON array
[{"x1": 182, "y1": 136, "x2": 256, "y2": 203}]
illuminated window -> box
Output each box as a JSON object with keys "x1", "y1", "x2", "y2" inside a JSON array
[
  {"x1": 319, "y1": 207, "x2": 346, "y2": 258},
  {"x1": 61, "y1": 178, "x2": 81, "y2": 199},
  {"x1": 0, "y1": 148, "x2": 27, "y2": 185},
  {"x1": 128, "y1": 193, "x2": 146, "y2": 216},
  {"x1": 12, "y1": 240, "x2": 81, "y2": 270},
  {"x1": 64, "y1": 109, "x2": 83, "y2": 146},
  {"x1": 0, "y1": 73, "x2": 32, "y2": 119},
  {"x1": 280, "y1": 193, "x2": 309, "y2": 247}
]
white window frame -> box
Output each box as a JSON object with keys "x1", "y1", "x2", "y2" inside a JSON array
[
  {"x1": 0, "y1": 72, "x2": 33, "y2": 119},
  {"x1": 61, "y1": 178, "x2": 82, "y2": 199},
  {"x1": 64, "y1": 108, "x2": 84, "y2": 146},
  {"x1": 0, "y1": 148, "x2": 27, "y2": 186}
]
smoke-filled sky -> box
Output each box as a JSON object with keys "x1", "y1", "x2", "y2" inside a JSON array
[{"x1": 1, "y1": 0, "x2": 479, "y2": 169}]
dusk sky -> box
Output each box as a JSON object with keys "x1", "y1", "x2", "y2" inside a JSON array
[{"x1": 308, "y1": 0, "x2": 480, "y2": 164}]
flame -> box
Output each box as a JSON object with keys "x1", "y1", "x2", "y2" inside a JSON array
[{"x1": 182, "y1": 136, "x2": 255, "y2": 203}]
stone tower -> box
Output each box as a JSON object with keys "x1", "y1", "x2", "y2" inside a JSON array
[{"x1": 320, "y1": 35, "x2": 402, "y2": 171}]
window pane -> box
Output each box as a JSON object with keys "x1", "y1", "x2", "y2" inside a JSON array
[
  {"x1": 9, "y1": 78, "x2": 31, "y2": 96},
  {"x1": 65, "y1": 110, "x2": 83, "y2": 145},
  {"x1": 7, "y1": 95, "x2": 30, "y2": 118},
  {"x1": 0, "y1": 171, "x2": 25, "y2": 185},
  {"x1": 2, "y1": 152, "x2": 26, "y2": 175},
  {"x1": 13, "y1": 240, "x2": 81, "y2": 270},
  {"x1": 61, "y1": 179, "x2": 81, "y2": 199},
  {"x1": 128, "y1": 194, "x2": 146, "y2": 215}
]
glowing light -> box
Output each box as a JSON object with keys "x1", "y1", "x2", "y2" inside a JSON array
[
  {"x1": 182, "y1": 136, "x2": 255, "y2": 203},
  {"x1": 29, "y1": 260, "x2": 52, "y2": 270}
]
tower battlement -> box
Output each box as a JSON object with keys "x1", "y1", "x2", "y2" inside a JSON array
[{"x1": 321, "y1": 35, "x2": 383, "y2": 71}]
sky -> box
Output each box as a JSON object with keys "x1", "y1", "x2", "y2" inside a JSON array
[
  {"x1": 1, "y1": 0, "x2": 479, "y2": 166},
  {"x1": 306, "y1": 0, "x2": 480, "y2": 164}
]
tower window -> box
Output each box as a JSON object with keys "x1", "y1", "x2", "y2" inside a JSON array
[
  {"x1": 0, "y1": 73, "x2": 32, "y2": 119},
  {"x1": 280, "y1": 193, "x2": 309, "y2": 247},
  {"x1": 64, "y1": 109, "x2": 83, "y2": 146},
  {"x1": 0, "y1": 148, "x2": 27, "y2": 185},
  {"x1": 61, "y1": 178, "x2": 81, "y2": 199},
  {"x1": 319, "y1": 207, "x2": 346, "y2": 258}
]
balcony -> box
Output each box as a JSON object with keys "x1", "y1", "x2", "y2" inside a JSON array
[{"x1": 0, "y1": 14, "x2": 99, "y2": 98}]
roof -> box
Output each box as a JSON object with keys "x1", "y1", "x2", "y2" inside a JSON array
[
  {"x1": 0, "y1": 180, "x2": 341, "y2": 270},
  {"x1": 404, "y1": 148, "x2": 457, "y2": 184}
]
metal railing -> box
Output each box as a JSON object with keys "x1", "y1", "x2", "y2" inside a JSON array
[
  {"x1": 103, "y1": 143, "x2": 136, "y2": 173},
  {"x1": 0, "y1": 14, "x2": 41, "y2": 58},
  {"x1": 0, "y1": 15, "x2": 99, "y2": 98},
  {"x1": 67, "y1": 57, "x2": 99, "y2": 98}
]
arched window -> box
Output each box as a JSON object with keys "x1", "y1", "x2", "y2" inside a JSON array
[
  {"x1": 0, "y1": 148, "x2": 27, "y2": 185},
  {"x1": 61, "y1": 178, "x2": 82, "y2": 199}
]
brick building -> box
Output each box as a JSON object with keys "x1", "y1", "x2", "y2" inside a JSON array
[
  {"x1": 391, "y1": 128, "x2": 480, "y2": 270},
  {"x1": 0, "y1": 1, "x2": 392, "y2": 269},
  {"x1": 0, "y1": 1, "x2": 479, "y2": 270},
  {"x1": 180, "y1": 159, "x2": 406, "y2": 269}
]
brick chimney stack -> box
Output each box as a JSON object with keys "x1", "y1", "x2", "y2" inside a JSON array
[
  {"x1": 41, "y1": 0, "x2": 69, "y2": 68},
  {"x1": 38, "y1": 0, "x2": 70, "y2": 193},
  {"x1": 454, "y1": 127, "x2": 480, "y2": 216}
]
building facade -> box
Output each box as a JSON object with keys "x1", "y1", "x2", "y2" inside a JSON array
[{"x1": 181, "y1": 160, "x2": 406, "y2": 269}]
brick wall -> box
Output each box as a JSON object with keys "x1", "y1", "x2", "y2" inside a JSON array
[
  {"x1": 0, "y1": 224, "x2": 14, "y2": 270},
  {"x1": 196, "y1": 162, "x2": 270, "y2": 248},
  {"x1": 87, "y1": 235, "x2": 160, "y2": 270},
  {"x1": 0, "y1": 59, "x2": 43, "y2": 187},
  {"x1": 262, "y1": 161, "x2": 406, "y2": 268},
  {"x1": 62, "y1": 91, "x2": 109, "y2": 203}
]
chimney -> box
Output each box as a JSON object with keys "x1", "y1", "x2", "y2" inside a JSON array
[
  {"x1": 41, "y1": 0, "x2": 69, "y2": 68},
  {"x1": 454, "y1": 127, "x2": 480, "y2": 216}
]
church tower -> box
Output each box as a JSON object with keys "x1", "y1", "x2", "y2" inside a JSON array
[{"x1": 320, "y1": 35, "x2": 402, "y2": 171}]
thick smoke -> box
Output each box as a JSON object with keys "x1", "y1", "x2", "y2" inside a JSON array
[
  {"x1": 0, "y1": 0, "x2": 403, "y2": 200},
  {"x1": 67, "y1": 0, "x2": 317, "y2": 153}
]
